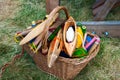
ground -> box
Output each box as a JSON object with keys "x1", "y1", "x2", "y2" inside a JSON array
[{"x1": 0, "y1": 0, "x2": 120, "y2": 80}]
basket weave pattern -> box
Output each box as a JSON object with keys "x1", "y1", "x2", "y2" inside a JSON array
[{"x1": 24, "y1": 44, "x2": 100, "y2": 80}]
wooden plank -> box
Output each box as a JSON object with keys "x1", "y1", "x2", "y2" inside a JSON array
[
  {"x1": 93, "y1": 4, "x2": 103, "y2": 16},
  {"x1": 93, "y1": 0, "x2": 117, "y2": 21},
  {"x1": 46, "y1": 0, "x2": 59, "y2": 14},
  {"x1": 93, "y1": 0, "x2": 120, "y2": 16},
  {"x1": 86, "y1": 25, "x2": 120, "y2": 37},
  {"x1": 77, "y1": 21, "x2": 120, "y2": 37},
  {"x1": 112, "y1": 0, "x2": 120, "y2": 8},
  {"x1": 92, "y1": 0, "x2": 105, "y2": 9}
]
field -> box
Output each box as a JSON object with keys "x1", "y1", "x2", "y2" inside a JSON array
[{"x1": 0, "y1": 0, "x2": 120, "y2": 80}]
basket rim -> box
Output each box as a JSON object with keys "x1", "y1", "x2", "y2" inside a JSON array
[
  {"x1": 23, "y1": 31, "x2": 100, "y2": 66},
  {"x1": 58, "y1": 44, "x2": 100, "y2": 65},
  {"x1": 57, "y1": 32, "x2": 100, "y2": 65}
]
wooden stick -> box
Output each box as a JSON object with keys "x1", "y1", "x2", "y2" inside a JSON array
[
  {"x1": 18, "y1": 29, "x2": 32, "y2": 36},
  {"x1": 33, "y1": 31, "x2": 46, "y2": 46},
  {"x1": 41, "y1": 31, "x2": 49, "y2": 54},
  {"x1": 49, "y1": 19, "x2": 65, "y2": 29},
  {"x1": 29, "y1": 13, "x2": 61, "y2": 53},
  {"x1": 19, "y1": 6, "x2": 66, "y2": 45},
  {"x1": 47, "y1": 29, "x2": 63, "y2": 68},
  {"x1": 35, "y1": 41, "x2": 42, "y2": 53},
  {"x1": 34, "y1": 27, "x2": 49, "y2": 53}
]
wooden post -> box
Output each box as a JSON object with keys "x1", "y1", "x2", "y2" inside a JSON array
[
  {"x1": 92, "y1": 0, "x2": 105, "y2": 9},
  {"x1": 46, "y1": 0, "x2": 60, "y2": 14},
  {"x1": 92, "y1": 0, "x2": 120, "y2": 16},
  {"x1": 93, "y1": 0, "x2": 117, "y2": 21}
]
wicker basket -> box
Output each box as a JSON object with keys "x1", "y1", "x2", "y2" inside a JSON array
[
  {"x1": 23, "y1": 43, "x2": 100, "y2": 80},
  {"x1": 22, "y1": 6, "x2": 100, "y2": 80}
]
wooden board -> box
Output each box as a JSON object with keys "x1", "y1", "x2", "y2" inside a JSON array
[
  {"x1": 93, "y1": 0, "x2": 120, "y2": 16},
  {"x1": 77, "y1": 21, "x2": 120, "y2": 37},
  {"x1": 113, "y1": 0, "x2": 120, "y2": 8},
  {"x1": 93, "y1": 0, "x2": 118, "y2": 20},
  {"x1": 92, "y1": 0, "x2": 105, "y2": 9}
]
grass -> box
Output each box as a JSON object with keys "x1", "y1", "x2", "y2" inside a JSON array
[
  {"x1": 75, "y1": 38, "x2": 120, "y2": 80},
  {"x1": 0, "y1": 0, "x2": 120, "y2": 80},
  {"x1": 61, "y1": 0, "x2": 120, "y2": 21},
  {"x1": 12, "y1": 0, "x2": 46, "y2": 27},
  {"x1": 61, "y1": 0, "x2": 94, "y2": 21}
]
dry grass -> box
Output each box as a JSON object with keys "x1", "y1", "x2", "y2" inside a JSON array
[{"x1": 0, "y1": 0, "x2": 20, "y2": 21}]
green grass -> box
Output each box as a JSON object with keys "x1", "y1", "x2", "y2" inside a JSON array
[
  {"x1": 75, "y1": 38, "x2": 120, "y2": 80},
  {"x1": 0, "y1": 0, "x2": 120, "y2": 80},
  {"x1": 61, "y1": 0, "x2": 94, "y2": 21},
  {"x1": 12, "y1": 0, "x2": 46, "y2": 27}
]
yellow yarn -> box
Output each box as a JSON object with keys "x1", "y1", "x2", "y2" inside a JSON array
[{"x1": 76, "y1": 27, "x2": 83, "y2": 48}]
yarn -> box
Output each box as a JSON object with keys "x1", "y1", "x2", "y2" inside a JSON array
[{"x1": 76, "y1": 27, "x2": 83, "y2": 48}]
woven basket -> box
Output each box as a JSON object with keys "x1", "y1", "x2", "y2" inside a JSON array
[
  {"x1": 23, "y1": 6, "x2": 100, "y2": 80},
  {"x1": 23, "y1": 44, "x2": 100, "y2": 80}
]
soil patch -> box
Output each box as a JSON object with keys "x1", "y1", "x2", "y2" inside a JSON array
[{"x1": 0, "y1": 0, "x2": 19, "y2": 21}]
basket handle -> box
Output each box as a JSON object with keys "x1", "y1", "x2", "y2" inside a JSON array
[
  {"x1": 19, "y1": 6, "x2": 70, "y2": 45},
  {"x1": 42, "y1": 6, "x2": 70, "y2": 54},
  {"x1": 47, "y1": 6, "x2": 70, "y2": 21}
]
